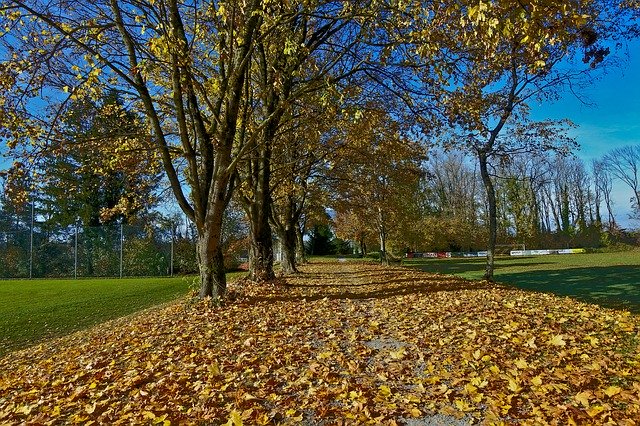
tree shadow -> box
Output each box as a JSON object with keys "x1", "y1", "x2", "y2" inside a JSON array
[
  {"x1": 497, "y1": 265, "x2": 640, "y2": 313},
  {"x1": 240, "y1": 268, "x2": 499, "y2": 304},
  {"x1": 404, "y1": 258, "x2": 553, "y2": 275}
]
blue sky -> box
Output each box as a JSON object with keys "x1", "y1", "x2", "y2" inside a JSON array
[{"x1": 531, "y1": 39, "x2": 640, "y2": 228}]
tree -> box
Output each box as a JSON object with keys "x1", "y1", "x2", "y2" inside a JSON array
[
  {"x1": 421, "y1": 151, "x2": 484, "y2": 251},
  {"x1": 0, "y1": 0, "x2": 272, "y2": 298},
  {"x1": 306, "y1": 223, "x2": 335, "y2": 256},
  {"x1": 400, "y1": 0, "x2": 624, "y2": 279},
  {"x1": 333, "y1": 210, "x2": 371, "y2": 256},
  {"x1": 269, "y1": 116, "x2": 325, "y2": 274},
  {"x1": 592, "y1": 159, "x2": 617, "y2": 231},
  {"x1": 236, "y1": 3, "x2": 369, "y2": 281},
  {"x1": 329, "y1": 105, "x2": 424, "y2": 265},
  {"x1": 39, "y1": 91, "x2": 161, "y2": 227},
  {"x1": 603, "y1": 145, "x2": 640, "y2": 219}
]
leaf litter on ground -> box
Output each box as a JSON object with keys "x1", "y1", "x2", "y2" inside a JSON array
[{"x1": 1, "y1": 261, "x2": 639, "y2": 425}]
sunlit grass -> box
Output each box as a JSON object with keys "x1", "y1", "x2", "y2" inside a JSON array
[{"x1": 0, "y1": 272, "x2": 246, "y2": 356}]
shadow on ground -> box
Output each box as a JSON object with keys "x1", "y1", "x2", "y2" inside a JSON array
[
  {"x1": 498, "y1": 265, "x2": 640, "y2": 313},
  {"x1": 239, "y1": 265, "x2": 499, "y2": 304},
  {"x1": 405, "y1": 257, "x2": 640, "y2": 313},
  {"x1": 403, "y1": 258, "x2": 553, "y2": 275}
]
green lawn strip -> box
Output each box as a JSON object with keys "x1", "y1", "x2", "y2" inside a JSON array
[
  {"x1": 403, "y1": 251, "x2": 640, "y2": 312},
  {"x1": 0, "y1": 272, "x2": 246, "y2": 356}
]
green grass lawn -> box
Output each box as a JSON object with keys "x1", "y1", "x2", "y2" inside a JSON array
[
  {"x1": 0, "y1": 272, "x2": 245, "y2": 356},
  {"x1": 404, "y1": 250, "x2": 640, "y2": 312}
]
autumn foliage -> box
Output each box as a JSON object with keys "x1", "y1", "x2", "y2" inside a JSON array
[{"x1": 1, "y1": 261, "x2": 639, "y2": 425}]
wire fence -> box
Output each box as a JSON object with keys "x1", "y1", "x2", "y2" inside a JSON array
[{"x1": 0, "y1": 223, "x2": 198, "y2": 279}]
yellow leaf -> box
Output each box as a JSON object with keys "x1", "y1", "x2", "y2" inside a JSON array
[
  {"x1": 533, "y1": 59, "x2": 546, "y2": 69},
  {"x1": 317, "y1": 351, "x2": 332, "y2": 360},
  {"x1": 470, "y1": 377, "x2": 488, "y2": 388},
  {"x1": 208, "y1": 363, "x2": 221, "y2": 376},
  {"x1": 603, "y1": 386, "x2": 621, "y2": 397},
  {"x1": 224, "y1": 410, "x2": 243, "y2": 426},
  {"x1": 454, "y1": 398, "x2": 471, "y2": 411},
  {"x1": 89, "y1": 382, "x2": 97, "y2": 389},
  {"x1": 410, "y1": 408, "x2": 422, "y2": 417},
  {"x1": 379, "y1": 385, "x2": 392, "y2": 397},
  {"x1": 548, "y1": 335, "x2": 566, "y2": 347},
  {"x1": 514, "y1": 359, "x2": 528, "y2": 369},
  {"x1": 574, "y1": 390, "x2": 591, "y2": 407},
  {"x1": 15, "y1": 405, "x2": 33, "y2": 415},
  {"x1": 507, "y1": 378, "x2": 521, "y2": 393},
  {"x1": 464, "y1": 383, "x2": 478, "y2": 394},
  {"x1": 285, "y1": 408, "x2": 302, "y2": 420},
  {"x1": 389, "y1": 347, "x2": 406, "y2": 360},
  {"x1": 152, "y1": 415, "x2": 169, "y2": 425},
  {"x1": 531, "y1": 376, "x2": 542, "y2": 386},
  {"x1": 586, "y1": 404, "x2": 605, "y2": 418}
]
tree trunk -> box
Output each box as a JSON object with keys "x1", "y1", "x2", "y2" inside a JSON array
[
  {"x1": 479, "y1": 152, "x2": 496, "y2": 281},
  {"x1": 295, "y1": 223, "x2": 306, "y2": 264},
  {"x1": 271, "y1": 195, "x2": 300, "y2": 274},
  {"x1": 278, "y1": 223, "x2": 298, "y2": 274},
  {"x1": 193, "y1": 177, "x2": 230, "y2": 299},
  {"x1": 249, "y1": 209, "x2": 275, "y2": 281},
  {"x1": 245, "y1": 138, "x2": 276, "y2": 281},
  {"x1": 378, "y1": 208, "x2": 389, "y2": 266},
  {"x1": 195, "y1": 230, "x2": 226, "y2": 299}
]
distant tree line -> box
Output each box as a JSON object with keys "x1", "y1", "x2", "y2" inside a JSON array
[{"x1": 332, "y1": 147, "x2": 640, "y2": 260}]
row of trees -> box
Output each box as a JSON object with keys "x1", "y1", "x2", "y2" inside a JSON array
[
  {"x1": 1, "y1": 0, "x2": 639, "y2": 296},
  {"x1": 334, "y1": 146, "x2": 640, "y2": 260}
]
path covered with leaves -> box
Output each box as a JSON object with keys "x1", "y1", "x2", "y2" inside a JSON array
[{"x1": 1, "y1": 261, "x2": 639, "y2": 425}]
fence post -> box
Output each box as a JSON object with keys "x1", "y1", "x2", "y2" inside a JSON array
[
  {"x1": 29, "y1": 201, "x2": 34, "y2": 279},
  {"x1": 119, "y1": 222, "x2": 123, "y2": 278}
]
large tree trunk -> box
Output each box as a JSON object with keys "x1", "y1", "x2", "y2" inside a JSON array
[
  {"x1": 242, "y1": 138, "x2": 276, "y2": 282},
  {"x1": 479, "y1": 152, "x2": 496, "y2": 281},
  {"x1": 196, "y1": 232, "x2": 226, "y2": 299},
  {"x1": 249, "y1": 209, "x2": 275, "y2": 281},
  {"x1": 194, "y1": 197, "x2": 228, "y2": 298},
  {"x1": 247, "y1": 150, "x2": 275, "y2": 281}
]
